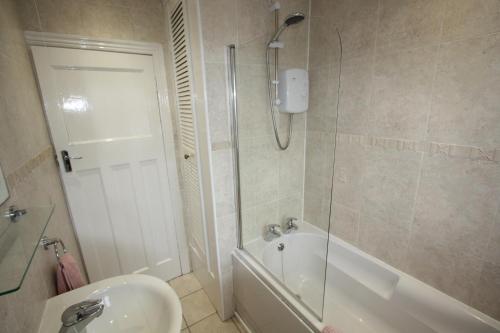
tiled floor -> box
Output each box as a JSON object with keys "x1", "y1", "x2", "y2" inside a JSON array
[{"x1": 168, "y1": 273, "x2": 244, "y2": 333}]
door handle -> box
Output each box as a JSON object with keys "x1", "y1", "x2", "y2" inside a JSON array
[{"x1": 61, "y1": 150, "x2": 82, "y2": 172}]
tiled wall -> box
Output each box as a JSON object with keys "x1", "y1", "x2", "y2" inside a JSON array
[
  {"x1": 18, "y1": 0, "x2": 166, "y2": 43},
  {"x1": 305, "y1": 0, "x2": 500, "y2": 320},
  {"x1": 234, "y1": 0, "x2": 310, "y2": 243},
  {"x1": 0, "y1": 0, "x2": 87, "y2": 331}
]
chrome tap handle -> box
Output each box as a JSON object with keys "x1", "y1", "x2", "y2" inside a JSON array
[
  {"x1": 283, "y1": 217, "x2": 298, "y2": 234},
  {"x1": 264, "y1": 224, "x2": 282, "y2": 241},
  {"x1": 268, "y1": 224, "x2": 281, "y2": 235},
  {"x1": 61, "y1": 299, "x2": 104, "y2": 328},
  {"x1": 3, "y1": 205, "x2": 27, "y2": 222}
]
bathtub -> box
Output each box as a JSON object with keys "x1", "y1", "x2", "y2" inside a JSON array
[{"x1": 234, "y1": 222, "x2": 500, "y2": 333}]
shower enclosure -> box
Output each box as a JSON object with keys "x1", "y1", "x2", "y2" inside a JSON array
[
  {"x1": 228, "y1": 1, "x2": 500, "y2": 332},
  {"x1": 230, "y1": 0, "x2": 339, "y2": 322}
]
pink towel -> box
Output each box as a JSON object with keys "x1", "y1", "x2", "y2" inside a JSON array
[
  {"x1": 56, "y1": 253, "x2": 86, "y2": 294},
  {"x1": 322, "y1": 326, "x2": 340, "y2": 333}
]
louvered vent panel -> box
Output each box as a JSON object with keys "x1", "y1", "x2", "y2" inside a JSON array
[
  {"x1": 169, "y1": 0, "x2": 206, "y2": 255},
  {"x1": 170, "y1": 0, "x2": 196, "y2": 155}
]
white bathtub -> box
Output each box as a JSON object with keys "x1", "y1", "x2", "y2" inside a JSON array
[{"x1": 238, "y1": 222, "x2": 500, "y2": 333}]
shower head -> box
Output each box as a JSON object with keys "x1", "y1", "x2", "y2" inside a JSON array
[
  {"x1": 284, "y1": 12, "x2": 305, "y2": 26},
  {"x1": 269, "y1": 12, "x2": 305, "y2": 44}
]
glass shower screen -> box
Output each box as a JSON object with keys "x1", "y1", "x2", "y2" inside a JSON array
[{"x1": 228, "y1": 4, "x2": 341, "y2": 320}]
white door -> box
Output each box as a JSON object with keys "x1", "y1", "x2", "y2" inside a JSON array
[{"x1": 31, "y1": 46, "x2": 182, "y2": 282}]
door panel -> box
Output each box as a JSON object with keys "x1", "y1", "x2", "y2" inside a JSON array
[
  {"x1": 68, "y1": 168, "x2": 122, "y2": 279},
  {"x1": 31, "y1": 46, "x2": 182, "y2": 282}
]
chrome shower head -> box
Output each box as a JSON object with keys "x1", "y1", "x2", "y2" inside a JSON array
[
  {"x1": 284, "y1": 12, "x2": 305, "y2": 26},
  {"x1": 269, "y1": 12, "x2": 305, "y2": 44}
]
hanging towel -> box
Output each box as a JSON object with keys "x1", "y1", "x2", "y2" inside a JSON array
[
  {"x1": 322, "y1": 326, "x2": 340, "y2": 333},
  {"x1": 56, "y1": 253, "x2": 86, "y2": 294}
]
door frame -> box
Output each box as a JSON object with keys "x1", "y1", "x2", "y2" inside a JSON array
[{"x1": 25, "y1": 31, "x2": 191, "y2": 276}]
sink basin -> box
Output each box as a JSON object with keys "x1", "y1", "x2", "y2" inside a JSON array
[{"x1": 38, "y1": 274, "x2": 182, "y2": 333}]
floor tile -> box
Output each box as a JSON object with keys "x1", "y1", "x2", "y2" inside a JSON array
[
  {"x1": 182, "y1": 317, "x2": 187, "y2": 329},
  {"x1": 189, "y1": 314, "x2": 240, "y2": 333},
  {"x1": 181, "y1": 329, "x2": 189, "y2": 333},
  {"x1": 169, "y1": 273, "x2": 202, "y2": 298},
  {"x1": 181, "y1": 289, "x2": 216, "y2": 325}
]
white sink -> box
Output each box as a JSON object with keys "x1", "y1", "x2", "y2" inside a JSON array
[{"x1": 38, "y1": 274, "x2": 182, "y2": 333}]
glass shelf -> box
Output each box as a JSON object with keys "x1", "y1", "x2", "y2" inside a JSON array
[{"x1": 0, "y1": 205, "x2": 54, "y2": 296}]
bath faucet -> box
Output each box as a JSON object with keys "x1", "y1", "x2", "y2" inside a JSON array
[
  {"x1": 59, "y1": 299, "x2": 104, "y2": 333},
  {"x1": 283, "y1": 217, "x2": 298, "y2": 234},
  {"x1": 264, "y1": 224, "x2": 282, "y2": 241}
]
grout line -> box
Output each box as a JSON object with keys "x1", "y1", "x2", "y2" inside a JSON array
[
  {"x1": 402, "y1": 151, "x2": 425, "y2": 269},
  {"x1": 177, "y1": 286, "x2": 203, "y2": 300},
  {"x1": 185, "y1": 311, "x2": 217, "y2": 328}
]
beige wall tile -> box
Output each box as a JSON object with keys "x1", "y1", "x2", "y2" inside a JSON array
[
  {"x1": 428, "y1": 34, "x2": 500, "y2": 149},
  {"x1": 80, "y1": 4, "x2": 134, "y2": 39},
  {"x1": 377, "y1": 0, "x2": 445, "y2": 51},
  {"x1": 330, "y1": 0, "x2": 379, "y2": 58},
  {"x1": 205, "y1": 63, "x2": 230, "y2": 143},
  {"x1": 331, "y1": 202, "x2": 359, "y2": 245},
  {"x1": 241, "y1": 206, "x2": 258, "y2": 242},
  {"x1": 254, "y1": 201, "x2": 279, "y2": 238},
  {"x1": 470, "y1": 262, "x2": 500, "y2": 320},
  {"x1": 308, "y1": 0, "x2": 500, "y2": 320},
  {"x1": 199, "y1": 0, "x2": 236, "y2": 63},
  {"x1": 485, "y1": 219, "x2": 500, "y2": 266},
  {"x1": 360, "y1": 148, "x2": 421, "y2": 223},
  {"x1": 307, "y1": 65, "x2": 339, "y2": 133},
  {"x1": 370, "y1": 46, "x2": 437, "y2": 141},
  {"x1": 303, "y1": 130, "x2": 335, "y2": 231},
  {"x1": 278, "y1": 130, "x2": 305, "y2": 198},
  {"x1": 330, "y1": 138, "x2": 422, "y2": 266},
  {"x1": 359, "y1": 214, "x2": 411, "y2": 268},
  {"x1": 237, "y1": 34, "x2": 268, "y2": 65},
  {"x1": 308, "y1": 16, "x2": 340, "y2": 69},
  {"x1": 405, "y1": 239, "x2": 483, "y2": 305},
  {"x1": 15, "y1": 0, "x2": 41, "y2": 31},
  {"x1": 36, "y1": 0, "x2": 85, "y2": 35},
  {"x1": 304, "y1": 190, "x2": 330, "y2": 230},
  {"x1": 278, "y1": 195, "x2": 302, "y2": 226},
  {"x1": 442, "y1": 0, "x2": 500, "y2": 42},
  {"x1": 130, "y1": 7, "x2": 165, "y2": 42},
  {"x1": 337, "y1": 54, "x2": 373, "y2": 134},
  {"x1": 217, "y1": 214, "x2": 237, "y2": 269},
  {"x1": 213, "y1": 149, "x2": 236, "y2": 218},
  {"x1": 331, "y1": 140, "x2": 365, "y2": 211},
  {"x1": 412, "y1": 155, "x2": 500, "y2": 260},
  {"x1": 236, "y1": 64, "x2": 270, "y2": 138},
  {"x1": 236, "y1": 0, "x2": 269, "y2": 45}
]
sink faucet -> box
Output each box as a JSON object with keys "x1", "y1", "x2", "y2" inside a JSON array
[
  {"x1": 264, "y1": 224, "x2": 282, "y2": 241},
  {"x1": 59, "y1": 299, "x2": 104, "y2": 333},
  {"x1": 283, "y1": 217, "x2": 298, "y2": 234}
]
